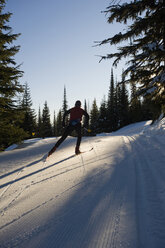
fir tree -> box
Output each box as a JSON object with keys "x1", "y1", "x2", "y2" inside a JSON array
[
  {"x1": 129, "y1": 82, "x2": 142, "y2": 123},
  {"x1": 21, "y1": 83, "x2": 36, "y2": 137},
  {"x1": 62, "y1": 86, "x2": 68, "y2": 125},
  {"x1": 119, "y1": 74, "x2": 129, "y2": 127},
  {"x1": 90, "y1": 98, "x2": 99, "y2": 133},
  {"x1": 62, "y1": 86, "x2": 68, "y2": 114},
  {"x1": 141, "y1": 96, "x2": 153, "y2": 121},
  {"x1": 0, "y1": 1, "x2": 27, "y2": 150},
  {"x1": 83, "y1": 99, "x2": 88, "y2": 135},
  {"x1": 56, "y1": 109, "x2": 63, "y2": 136},
  {"x1": 115, "y1": 82, "x2": 122, "y2": 128},
  {"x1": 99, "y1": 0, "x2": 165, "y2": 118},
  {"x1": 84, "y1": 99, "x2": 87, "y2": 112},
  {"x1": 53, "y1": 111, "x2": 57, "y2": 137},
  {"x1": 113, "y1": 81, "x2": 120, "y2": 129},
  {"x1": 107, "y1": 69, "x2": 117, "y2": 131},
  {"x1": 83, "y1": 99, "x2": 88, "y2": 125},
  {"x1": 37, "y1": 106, "x2": 42, "y2": 137},
  {"x1": 42, "y1": 101, "x2": 52, "y2": 138},
  {"x1": 97, "y1": 96, "x2": 108, "y2": 133}
]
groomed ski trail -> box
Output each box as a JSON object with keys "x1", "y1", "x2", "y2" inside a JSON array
[{"x1": 0, "y1": 121, "x2": 165, "y2": 248}]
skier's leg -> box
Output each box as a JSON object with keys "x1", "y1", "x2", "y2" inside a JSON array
[
  {"x1": 75, "y1": 123, "x2": 82, "y2": 154},
  {"x1": 48, "y1": 126, "x2": 72, "y2": 156}
]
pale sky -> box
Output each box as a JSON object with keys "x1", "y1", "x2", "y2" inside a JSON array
[{"x1": 5, "y1": 0, "x2": 125, "y2": 119}]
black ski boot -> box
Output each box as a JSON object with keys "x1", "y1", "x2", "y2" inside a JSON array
[
  {"x1": 75, "y1": 146, "x2": 81, "y2": 155},
  {"x1": 48, "y1": 146, "x2": 56, "y2": 157}
]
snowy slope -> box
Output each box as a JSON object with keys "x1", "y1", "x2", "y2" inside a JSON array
[{"x1": 0, "y1": 119, "x2": 165, "y2": 248}]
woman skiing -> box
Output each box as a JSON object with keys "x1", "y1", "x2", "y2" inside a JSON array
[{"x1": 47, "y1": 100, "x2": 89, "y2": 157}]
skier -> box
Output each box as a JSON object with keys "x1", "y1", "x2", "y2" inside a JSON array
[{"x1": 47, "y1": 100, "x2": 89, "y2": 157}]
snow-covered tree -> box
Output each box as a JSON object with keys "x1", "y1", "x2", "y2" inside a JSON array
[{"x1": 99, "y1": 0, "x2": 165, "y2": 118}]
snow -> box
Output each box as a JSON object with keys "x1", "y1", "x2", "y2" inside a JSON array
[
  {"x1": 5, "y1": 138, "x2": 45, "y2": 151},
  {"x1": 5, "y1": 144, "x2": 18, "y2": 151},
  {"x1": 0, "y1": 119, "x2": 165, "y2": 248}
]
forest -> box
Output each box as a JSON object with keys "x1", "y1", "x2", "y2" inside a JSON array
[{"x1": 0, "y1": 0, "x2": 165, "y2": 150}]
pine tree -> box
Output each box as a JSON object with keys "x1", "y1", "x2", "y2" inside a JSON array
[
  {"x1": 99, "y1": 0, "x2": 165, "y2": 118},
  {"x1": 21, "y1": 83, "x2": 36, "y2": 137},
  {"x1": 115, "y1": 82, "x2": 122, "y2": 128},
  {"x1": 42, "y1": 101, "x2": 52, "y2": 138},
  {"x1": 62, "y1": 86, "x2": 68, "y2": 125},
  {"x1": 107, "y1": 69, "x2": 117, "y2": 131},
  {"x1": 56, "y1": 109, "x2": 63, "y2": 136},
  {"x1": 129, "y1": 82, "x2": 142, "y2": 123},
  {"x1": 141, "y1": 96, "x2": 153, "y2": 121},
  {"x1": 53, "y1": 111, "x2": 57, "y2": 137},
  {"x1": 84, "y1": 99, "x2": 87, "y2": 112},
  {"x1": 83, "y1": 99, "x2": 88, "y2": 125},
  {"x1": 82, "y1": 99, "x2": 88, "y2": 136},
  {"x1": 113, "y1": 81, "x2": 120, "y2": 129},
  {"x1": 62, "y1": 86, "x2": 68, "y2": 115},
  {"x1": 37, "y1": 106, "x2": 42, "y2": 137},
  {"x1": 97, "y1": 96, "x2": 108, "y2": 133},
  {"x1": 90, "y1": 98, "x2": 99, "y2": 133},
  {"x1": 119, "y1": 74, "x2": 129, "y2": 127},
  {"x1": 0, "y1": 1, "x2": 27, "y2": 150}
]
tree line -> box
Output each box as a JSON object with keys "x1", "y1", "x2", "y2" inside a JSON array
[
  {"x1": 0, "y1": 0, "x2": 164, "y2": 150},
  {"x1": 14, "y1": 73, "x2": 153, "y2": 143}
]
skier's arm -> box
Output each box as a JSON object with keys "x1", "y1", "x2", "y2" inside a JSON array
[{"x1": 62, "y1": 109, "x2": 70, "y2": 127}]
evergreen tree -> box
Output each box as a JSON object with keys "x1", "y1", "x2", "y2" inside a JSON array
[
  {"x1": 83, "y1": 99, "x2": 88, "y2": 124},
  {"x1": 53, "y1": 111, "x2": 57, "y2": 136},
  {"x1": 62, "y1": 86, "x2": 68, "y2": 124},
  {"x1": 99, "y1": 0, "x2": 165, "y2": 118},
  {"x1": 141, "y1": 96, "x2": 154, "y2": 121},
  {"x1": 62, "y1": 86, "x2": 68, "y2": 114},
  {"x1": 120, "y1": 74, "x2": 129, "y2": 127},
  {"x1": 113, "y1": 81, "x2": 120, "y2": 130},
  {"x1": 42, "y1": 101, "x2": 52, "y2": 138},
  {"x1": 129, "y1": 82, "x2": 142, "y2": 123},
  {"x1": 90, "y1": 98, "x2": 99, "y2": 133},
  {"x1": 107, "y1": 69, "x2": 117, "y2": 131},
  {"x1": 21, "y1": 82, "x2": 36, "y2": 137},
  {"x1": 37, "y1": 106, "x2": 42, "y2": 137},
  {"x1": 115, "y1": 82, "x2": 122, "y2": 128},
  {"x1": 82, "y1": 99, "x2": 88, "y2": 135},
  {"x1": 84, "y1": 99, "x2": 87, "y2": 112},
  {"x1": 56, "y1": 109, "x2": 63, "y2": 136},
  {"x1": 97, "y1": 96, "x2": 108, "y2": 133},
  {"x1": 0, "y1": 1, "x2": 27, "y2": 150}
]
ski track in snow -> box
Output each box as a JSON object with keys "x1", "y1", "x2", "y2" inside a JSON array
[{"x1": 0, "y1": 120, "x2": 165, "y2": 247}]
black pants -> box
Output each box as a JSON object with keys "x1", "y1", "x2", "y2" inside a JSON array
[{"x1": 55, "y1": 123, "x2": 82, "y2": 149}]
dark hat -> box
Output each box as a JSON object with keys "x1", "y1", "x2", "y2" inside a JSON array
[{"x1": 75, "y1": 100, "x2": 81, "y2": 107}]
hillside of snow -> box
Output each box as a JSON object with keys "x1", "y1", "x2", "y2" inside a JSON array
[{"x1": 0, "y1": 119, "x2": 165, "y2": 248}]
